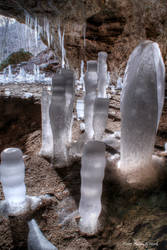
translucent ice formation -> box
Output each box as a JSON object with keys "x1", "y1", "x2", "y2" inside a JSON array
[
  {"x1": 120, "y1": 40, "x2": 165, "y2": 184},
  {"x1": 116, "y1": 77, "x2": 123, "y2": 89},
  {"x1": 76, "y1": 99, "x2": 84, "y2": 120},
  {"x1": 58, "y1": 23, "x2": 68, "y2": 69},
  {"x1": 63, "y1": 69, "x2": 75, "y2": 144},
  {"x1": 93, "y1": 98, "x2": 109, "y2": 140},
  {"x1": 79, "y1": 141, "x2": 106, "y2": 234},
  {"x1": 84, "y1": 60, "x2": 98, "y2": 139},
  {"x1": 164, "y1": 143, "x2": 167, "y2": 152},
  {"x1": 28, "y1": 219, "x2": 57, "y2": 250},
  {"x1": 8, "y1": 65, "x2": 13, "y2": 82},
  {"x1": 79, "y1": 60, "x2": 85, "y2": 91},
  {"x1": 0, "y1": 148, "x2": 26, "y2": 207},
  {"x1": 0, "y1": 64, "x2": 52, "y2": 85},
  {"x1": 17, "y1": 67, "x2": 27, "y2": 82},
  {"x1": 49, "y1": 74, "x2": 67, "y2": 167},
  {"x1": 97, "y1": 52, "x2": 108, "y2": 98},
  {"x1": 39, "y1": 89, "x2": 53, "y2": 158}
]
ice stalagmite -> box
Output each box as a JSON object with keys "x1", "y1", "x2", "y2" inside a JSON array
[
  {"x1": 0, "y1": 148, "x2": 26, "y2": 207},
  {"x1": 120, "y1": 40, "x2": 165, "y2": 184},
  {"x1": 39, "y1": 89, "x2": 53, "y2": 158},
  {"x1": 93, "y1": 98, "x2": 109, "y2": 140},
  {"x1": 28, "y1": 219, "x2": 57, "y2": 250},
  {"x1": 49, "y1": 74, "x2": 67, "y2": 168},
  {"x1": 152, "y1": 42, "x2": 165, "y2": 129},
  {"x1": 97, "y1": 52, "x2": 108, "y2": 98},
  {"x1": 84, "y1": 61, "x2": 98, "y2": 140},
  {"x1": 76, "y1": 99, "x2": 84, "y2": 120},
  {"x1": 63, "y1": 69, "x2": 75, "y2": 144},
  {"x1": 79, "y1": 141, "x2": 106, "y2": 234}
]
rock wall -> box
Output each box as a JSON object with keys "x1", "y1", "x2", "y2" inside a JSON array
[{"x1": 0, "y1": 0, "x2": 167, "y2": 82}]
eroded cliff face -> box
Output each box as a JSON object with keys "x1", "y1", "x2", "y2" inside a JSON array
[{"x1": 0, "y1": 0, "x2": 167, "y2": 81}]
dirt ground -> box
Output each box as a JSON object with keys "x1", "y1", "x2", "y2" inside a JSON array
[{"x1": 0, "y1": 84, "x2": 167, "y2": 250}]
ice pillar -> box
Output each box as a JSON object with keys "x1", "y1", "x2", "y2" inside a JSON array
[
  {"x1": 79, "y1": 141, "x2": 106, "y2": 234},
  {"x1": 49, "y1": 74, "x2": 67, "y2": 168},
  {"x1": 84, "y1": 60, "x2": 98, "y2": 140},
  {"x1": 28, "y1": 219, "x2": 57, "y2": 250},
  {"x1": 120, "y1": 40, "x2": 165, "y2": 184},
  {"x1": 0, "y1": 148, "x2": 26, "y2": 206},
  {"x1": 97, "y1": 52, "x2": 108, "y2": 98},
  {"x1": 63, "y1": 69, "x2": 75, "y2": 144},
  {"x1": 93, "y1": 98, "x2": 109, "y2": 140},
  {"x1": 39, "y1": 89, "x2": 53, "y2": 158}
]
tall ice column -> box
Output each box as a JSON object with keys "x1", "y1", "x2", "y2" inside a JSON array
[
  {"x1": 84, "y1": 60, "x2": 98, "y2": 140},
  {"x1": 49, "y1": 74, "x2": 67, "y2": 168},
  {"x1": 63, "y1": 69, "x2": 75, "y2": 144},
  {"x1": 93, "y1": 98, "x2": 109, "y2": 140},
  {"x1": 79, "y1": 141, "x2": 106, "y2": 234},
  {"x1": 97, "y1": 52, "x2": 108, "y2": 98},
  {"x1": 120, "y1": 40, "x2": 165, "y2": 184},
  {"x1": 39, "y1": 89, "x2": 53, "y2": 158}
]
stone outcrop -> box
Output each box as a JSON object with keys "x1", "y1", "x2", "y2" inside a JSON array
[{"x1": 0, "y1": 0, "x2": 167, "y2": 82}]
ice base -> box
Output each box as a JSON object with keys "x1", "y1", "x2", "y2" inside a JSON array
[{"x1": 0, "y1": 195, "x2": 51, "y2": 216}]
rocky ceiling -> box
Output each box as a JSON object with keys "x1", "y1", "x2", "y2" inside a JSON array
[{"x1": 0, "y1": 0, "x2": 167, "y2": 79}]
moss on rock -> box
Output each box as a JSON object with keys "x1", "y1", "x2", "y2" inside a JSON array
[{"x1": 0, "y1": 49, "x2": 32, "y2": 71}]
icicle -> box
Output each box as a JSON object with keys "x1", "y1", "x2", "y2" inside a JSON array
[
  {"x1": 62, "y1": 30, "x2": 65, "y2": 68},
  {"x1": 83, "y1": 23, "x2": 86, "y2": 47},
  {"x1": 34, "y1": 17, "x2": 38, "y2": 47},
  {"x1": 79, "y1": 60, "x2": 85, "y2": 90},
  {"x1": 44, "y1": 17, "x2": 50, "y2": 47},
  {"x1": 58, "y1": 22, "x2": 68, "y2": 69},
  {"x1": 58, "y1": 22, "x2": 62, "y2": 47}
]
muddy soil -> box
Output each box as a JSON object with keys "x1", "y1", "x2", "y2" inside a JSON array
[{"x1": 0, "y1": 85, "x2": 167, "y2": 250}]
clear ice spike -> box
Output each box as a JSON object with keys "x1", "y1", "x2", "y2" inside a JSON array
[
  {"x1": 49, "y1": 74, "x2": 67, "y2": 167},
  {"x1": 120, "y1": 40, "x2": 165, "y2": 183},
  {"x1": 0, "y1": 148, "x2": 26, "y2": 206},
  {"x1": 79, "y1": 141, "x2": 106, "y2": 234},
  {"x1": 97, "y1": 52, "x2": 108, "y2": 98},
  {"x1": 93, "y1": 98, "x2": 109, "y2": 140},
  {"x1": 28, "y1": 219, "x2": 57, "y2": 250},
  {"x1": 39, "y1": 89, "x2": 53, "y2": 158}
]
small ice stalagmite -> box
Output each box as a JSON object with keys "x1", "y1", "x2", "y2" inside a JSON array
[
  {"x1": 17, "y1": 67, "x2": 27, "y2": 82},
  {"x1": 79, "y1": 141, "x2": 106, "y2": 234},
  {"x1": 28, "y1": 219, "x2": 57, "y2": 250},
  {"x1": 93, "y1": 98, "x2": 109, "y2": 140},
  {"x1": 0, "y1": 148, "x2": 26, "y2": 207},
  {"x1": 116, "y1": 77, "x2": 123, "y2": 90},
  {"x1": 8, "y1": 65, "x2": 13, "y2": 82},
  {"x1": 120, "y1": 40, "x2": 165, "y2": 184},
  {"x1": 39, "y1": 89, "x2": 53, "y2": 158},
  {"x1": 97, "y1": 52, "x2": 108, "y2": 98},
  {"x1": 49, "y1": 74, "x2": 67, "y2": 168},
  {"x1": 76, "y1": 99, "x2": 84, "y2": 120},
  {"x1": 84, "y1": 60, "x2": 98, "y2": 140},
  {"x1": 63, "y1": 69, "x2": 75, "y2": 144}
]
